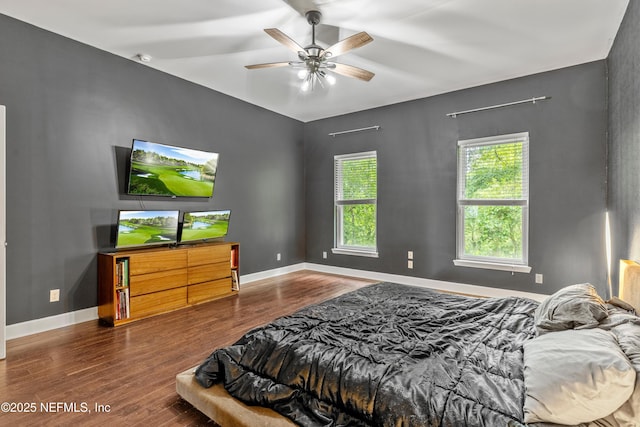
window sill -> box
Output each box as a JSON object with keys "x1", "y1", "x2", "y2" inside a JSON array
[
  {"x1": 332, "y1": 248, "x2": 379, "y2": 258},
  {"x1": 453, "y1": 259, "x2": 532, "y2": 273}
]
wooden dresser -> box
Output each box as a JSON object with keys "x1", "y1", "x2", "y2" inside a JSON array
[{"x1": 98, "y1": 242, "x2": 239, "y2": 326}]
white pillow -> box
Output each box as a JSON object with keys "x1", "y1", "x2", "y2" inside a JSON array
[
  {"x1": 534, "y1": 283, "x2": 608, "y2": 335},
  {"x1": 523, "y1": 328, "x2": 636, "y2": 424}
]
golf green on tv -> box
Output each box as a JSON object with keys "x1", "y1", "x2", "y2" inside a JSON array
[
  {"x1": 127, "y1": 139, "x2": 219, "y2": 198},
  {"x1": 116, "y1": 210, "x2": 180, "y2": 249},
  {"x1": 180, "y1": 210, "x2": 231, "y2": 243}
]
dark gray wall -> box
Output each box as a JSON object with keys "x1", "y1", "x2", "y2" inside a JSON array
[
  {"x1": 608, "y1": 0, "x2": 640, "y2": 294},
  {"x1": 0, "y1": 10, "x2": 616, "y2": 326},
  {"x1": 0, "y1": 14, "x2": 305, "y2": 325},
  {"x1": 305, "y1": 61, "x2": 608, "y2": 296}
]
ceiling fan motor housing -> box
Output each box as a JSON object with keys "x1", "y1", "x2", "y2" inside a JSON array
[
  {"x1": 303, "y1": 10, "x2": 326, "y2": 69},
  {"x1": 305, "y1": 10, "x2": 322, "y2": 26}
]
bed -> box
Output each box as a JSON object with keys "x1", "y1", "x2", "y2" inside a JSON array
[{"x1": 177, "y1": 268, "x2": 640, "y2": 426}]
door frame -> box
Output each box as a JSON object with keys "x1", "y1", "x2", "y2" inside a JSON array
[{"x1": 1, "y1": 105, "x2": 6, "y2": 359}]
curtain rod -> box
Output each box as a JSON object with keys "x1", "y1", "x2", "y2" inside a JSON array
[
  {"x1": 446, "y1": 96, "x2": 550, "y2": 118},
  {"x1": 328, "y1": 125, "x2": 380, "y2": 137}
]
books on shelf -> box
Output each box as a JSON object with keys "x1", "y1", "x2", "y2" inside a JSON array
[
  {"x1": 115, "y1": 258, "x2": 130, "y2": 320},
  {"x1": 230, "y1": 247, "x2": 238, "y2": 269},
  {"x1": 230, "y1": 245, "x2": 240, "y2": 291},
  {"x1": 231, "y1": 246, "x2": 239, "y2": 267},
  {"x1": 231, "y1": 269, "x2": 239, "y2": 291},
  {"x1": 115, "y1": 287, "x2": 130, "y2": 321},
  {"x1": 116, "y1": 258, "x2": 130, "y2": 288}
]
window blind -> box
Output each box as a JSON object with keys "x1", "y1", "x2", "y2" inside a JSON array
[
  {"x1": 335, "y1": 151, "x2": 377, "y2": 204},
  {"x1": 458, "y1": 133, "x2": 529, "y2": 202}
]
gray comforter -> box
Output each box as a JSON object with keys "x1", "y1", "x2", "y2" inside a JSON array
[{"x1": 195, "y1": 282, "x2": 539, "y2": 426}]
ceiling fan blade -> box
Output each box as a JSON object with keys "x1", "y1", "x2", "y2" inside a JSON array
[
  {"x1": 323, "y1": 32, "x2": 373, "y2": 58},
  {"x1": 331, "y1": 63, "x2": 375, "y2": 81},
  {"x1": 245, "y1": 62, "x2": 291, "y2": 70},
  {"x1": 264, "y1": 28, "x2": 307, "y2": 55}
]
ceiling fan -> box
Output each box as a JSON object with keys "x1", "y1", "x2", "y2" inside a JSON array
[{"x1": 245, "y1": 10, "x2": 374, "y2": 91}]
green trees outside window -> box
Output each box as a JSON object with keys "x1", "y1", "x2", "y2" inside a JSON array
[
  {"x1": 457, "y1": 134, "x2": 529, "y2": 264},
  {"x1": 463, "y1": 205, "x2": 523, "y2": 259},
  {"x1": 341, "y1": 203, "x2": 376, "y2": 247},
  {"x1": 334, "y1": 152, "x2": 377, "y2": 252}
]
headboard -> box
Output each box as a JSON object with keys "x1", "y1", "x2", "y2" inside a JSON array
[{"x1": 619, "y1": 259, "x2": 640, "y2": 312}]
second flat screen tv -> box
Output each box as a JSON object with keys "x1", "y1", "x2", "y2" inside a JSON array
[
  {"x1": 127, "y1": 139, "x2": 219, "y2": 198},
  {"x1": 180, "y1": 210, "x2": 231, "y2": 243},
  {"x1": 116, "y1": 210, "x2": 180, "y2": 249}
]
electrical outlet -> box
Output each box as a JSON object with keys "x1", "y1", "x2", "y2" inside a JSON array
[
  {"x1": 322, "y1": 251, "x2": 327, "y2": 259},
  {"x1": 535, "y1": 274, "x2": 543, "y2": 284},
  {"x1": 408, "y1": 260, "x2": 414, "y2": 269},
  {"x1": 407, "y1": 251, "x2": 414, "y2": 260},
  {"x1": 50, "y1": 289, "x2": 60, "y2": 302},
  {"x1": 276, "y1": 253, "x2": 281, "y2": 261}
]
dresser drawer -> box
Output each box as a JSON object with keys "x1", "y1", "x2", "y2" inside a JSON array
[
  {"x1": 129, "y1": 249, "x2": 187, "y2": 275},
  {"x1": 129, "y1": 287, "x2": 187, "y2": 318},
  {"x1": 188, "y1": 261, "x2": 230, "y2": 284},
  {"x1": 188, "y1": 278, "x2": 232, "y2": 304},
  {"x1": 188, "y1": 244, "x2": 230, "y2": 267},
  {"x1": 129, "y1": 268, "x2": 188, "y2": 296}
]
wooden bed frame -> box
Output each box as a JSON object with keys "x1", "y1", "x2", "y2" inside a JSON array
[
  {"x1": 176, "y1": 261, "x2": 640, "y2": 426},
  {"x1": 176, "y1": 366, "x2": 295, "y2": 426},
  {"x1": 619, "y1": 259, "x2": 640, "y2": 311}
]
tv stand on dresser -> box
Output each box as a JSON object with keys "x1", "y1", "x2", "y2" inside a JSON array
[{"x1": 98, "y1": 241, "x2": 240, "y2": 326}]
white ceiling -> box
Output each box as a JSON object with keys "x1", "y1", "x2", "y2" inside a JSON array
[{"x1": 0, "y1": 0, "x2": 629, "y2": 122}]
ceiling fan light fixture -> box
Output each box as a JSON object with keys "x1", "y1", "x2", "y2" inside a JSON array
[{"x1": 299, "y1": 69, "x2": 335, "y2": 92}]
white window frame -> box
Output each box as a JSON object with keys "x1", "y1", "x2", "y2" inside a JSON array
[
  {"x1": 454, "y1": 132, "x2": 532, "y2": 273},
  {"x1": 332, "y1": 151, "x2": 378, "y2": 258}
]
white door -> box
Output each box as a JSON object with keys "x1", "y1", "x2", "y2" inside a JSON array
[{"x1": 1, "y1": 105, "x2": 5, "y2": 359}]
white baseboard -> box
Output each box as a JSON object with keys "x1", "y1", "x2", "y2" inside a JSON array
[
  {"x1": 239, "y1": 263, "x2": 307, "y2": 286},
  {"x1": 6, "y1": 263, "x2": 548, "y2": 340},
  {"x1": 6, "y1": 306, "x2": 98, "y2": 340}
]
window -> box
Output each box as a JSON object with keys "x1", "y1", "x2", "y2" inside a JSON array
[
  {"x1": 454, "y1": 132, "x2": 531, "y2": 272},
  {"x1": 333, "y1": 151, "x2": 378, "y2": 257}
]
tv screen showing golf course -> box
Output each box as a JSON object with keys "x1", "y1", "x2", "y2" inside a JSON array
[
  {"x1": 116, "y1": 210, "x2": 180, "y2": 248},
  {"x1": 180, "y1": 210, "x2": 231, "y2": 243},
  {"x1": 127, "y1": 139, "x2": 219, "y2": 198}
]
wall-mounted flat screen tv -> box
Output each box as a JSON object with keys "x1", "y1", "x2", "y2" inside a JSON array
[
  {"x1": 116, "y1": 210, "x2": 180, "y2": 249},
  {"x1": 180, "y1": 210, "x2": 231, "y2": 243},
  {"x1": 127, "y1": 139, "x2": 219, "y2": 198}
]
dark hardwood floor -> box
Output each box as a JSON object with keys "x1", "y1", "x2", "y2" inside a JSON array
[{"x1": 0, "y1": 271, "x2": 375, "y2": 426}]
